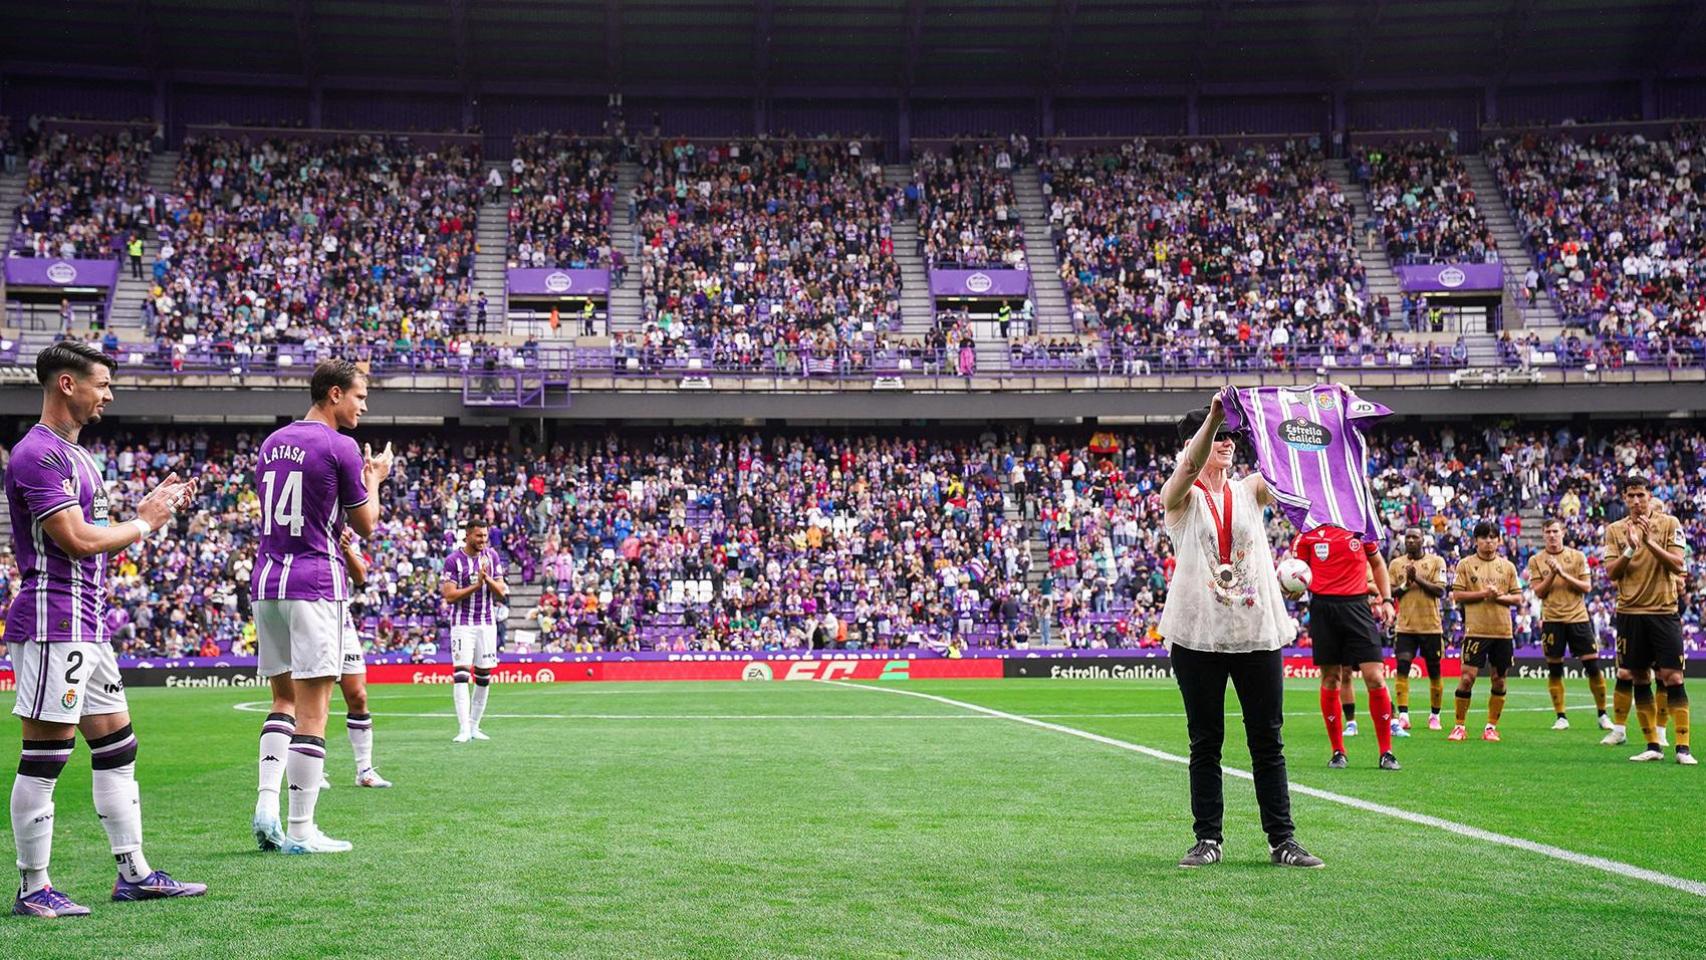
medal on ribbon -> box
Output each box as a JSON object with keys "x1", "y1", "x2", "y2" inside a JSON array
[{"x1": 1195, "y1": 480, "x2": 1242, "y2": 603}]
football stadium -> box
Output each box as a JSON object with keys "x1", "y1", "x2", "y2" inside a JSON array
[{"x1": 0, "y1": 0, "x2": 1704, "y2": 956}]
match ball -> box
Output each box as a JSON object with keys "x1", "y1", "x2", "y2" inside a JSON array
[{"x1": 1277, "y1": 558, "x2": 1312, "y2": 595}]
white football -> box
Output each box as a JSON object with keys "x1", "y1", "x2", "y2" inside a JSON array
[{"x1": 1277, "y1": 558, "x2": 1313, "y2": 595}]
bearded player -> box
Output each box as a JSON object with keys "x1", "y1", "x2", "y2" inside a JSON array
[{"x1": 7, "y1": 342, "x2": 207, "y2": 918}]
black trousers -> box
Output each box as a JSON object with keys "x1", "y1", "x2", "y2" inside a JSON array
[{"x1": 1171, "y1": 643, "x2": 1295, "y2": 846}]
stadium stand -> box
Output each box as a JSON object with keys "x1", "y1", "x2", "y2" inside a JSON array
[
  {"x1": 1350, "y1": 140, "x2": 1499, "y2": 267},
  {"x1": 1486, "y1": 123, "x2": 1705, "y2": 341},
  {"x1": 146, "y1": 134, "x2": 483, "y2": 352},
  {"x1": 4, "y1": 423, "x2": 1697, "y2": 660},
  {"x1": 503, "y1": 133, "x2": 617, "y2": 270},
  {"x1": 629, "y1": 137, "x2": 902, "y2": 374}
]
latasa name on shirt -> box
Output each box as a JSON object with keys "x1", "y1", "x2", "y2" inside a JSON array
[{"x1": 263, "y1": 444, "x2": 308, "y2": 465}]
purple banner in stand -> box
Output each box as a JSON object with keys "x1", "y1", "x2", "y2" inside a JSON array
[
  {"x1": 3, "y1": 257, "x2": 120, "y2": 288},
  {"x1": 507, "y1": 268, "x2": 611, "y2": 297},
  {"x1": 928, "y1": 268, "x2": 1031, "y2": 298},
  {"x1": 1393, "y1": 263, "x2": 1504, "y2": 293}
]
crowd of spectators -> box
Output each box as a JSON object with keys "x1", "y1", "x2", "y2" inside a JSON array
[
  {"x1": 145, "y1": 134, "x2": 484, "y2": 356},
  {"x1": 503, "y1": 133, "x2": 618, "y2": 270},
  {"x1": 909, "y1": 141, "x2": 1027, "y2": 270},
  {"x1": 1039, "y1": 137, "x2": 1372, "y2": 369},
  {"x1": 1488, "y1": 125, "x2": 1705, "y2": 341},
  {"x1": 0, "y1": 422, "x2": 1700, "y2": 659},
  {"x1": 1350, "y1": 140, "x2": 1498, "y2": 265},
  {"x1": 630, "y1": 137, "x2": 902, "y2": 372},
  {"x1": 8, "y1": 127, "x2": 154, "y2": 260}
]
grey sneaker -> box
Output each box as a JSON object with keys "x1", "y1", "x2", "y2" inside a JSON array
[
  {"x1": 1270, "y1": 839, "x2": 1325, "y2": 868},
  {"x1": 1328, "y1": 751, "x2": 1348, "y2": 769},
  {"x1": 1177, "y1": 839, "x2": 1222, "y2": 868},
  {"x1": 1378, "y1": 751, "x2": 1402, "y2": 771}
]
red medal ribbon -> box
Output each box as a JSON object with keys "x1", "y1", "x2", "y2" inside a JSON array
[{"x1": 1194, "y1": 480, "x2": 1233, "y2": 566}]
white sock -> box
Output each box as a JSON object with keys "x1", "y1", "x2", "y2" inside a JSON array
[
  {"x1": 92, "y1": 764, "x2": 149, "y2": 881},
  {"x1": 284, "y1": 737, "x2": 326, "y2": 840},
  {"x1": 11, "y1": 775, "x2": 59, "y2": 896},
  {"x1": 452, "y1": 681, "x2": 471, "y2": 732},
  {"x1": 470, "y1": 681, "x2": 490, "y2": 728},
  {"x1": 257, "y1": 714, "x2": 294, "y2": 816},
  {"x1": 347, "y1": 714, "x2": 374, "y2": 774}
]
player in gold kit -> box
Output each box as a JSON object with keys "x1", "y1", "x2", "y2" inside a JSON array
[
  {"x1": 1602, "y1": 476, "x2": 1692, "y2": 764},
  {"x1": 1526, "y1": 519, "x2": 1609, "y2": 731},
  {"x1": 1388, "y1": 528, "x2": 1447, "y2": 733}
]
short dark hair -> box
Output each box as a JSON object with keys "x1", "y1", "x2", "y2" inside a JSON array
[
  {"x1": 36, "y1": 341, "x2": 115, "y2": 387},
  {"x1": 1543, "y1": 517, "x2": 1565, "y2": 530},
  {"x1": 310, "y1": 359, "x2": 367, "y2": 405},
  {"x1": 464, "y1": 519, "x2": 488, "y2": 530},
  {"x1": 1175, "y1": 405, "x2": 1234, "y2": 446},
  {"x1": 1619, "y1": 474, "x2": 1650, "y2": 494},
  {"x1": 1473, "y1": 520, "x2": 1499, "y2": 539},
  {"x1": 1404, "y1": 526, "x2": 1423, "y2": 537}
]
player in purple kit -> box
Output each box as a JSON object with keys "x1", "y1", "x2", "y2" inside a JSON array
[
  {"x1": 441, "y1": 520, "x2": 508, "y2": 742},
  {"x1": 248, "y1": 360, "x2": 394, "y2": 855},
  {"x1": 7, "y1": 342, "x2": 207, "y2": 919}
]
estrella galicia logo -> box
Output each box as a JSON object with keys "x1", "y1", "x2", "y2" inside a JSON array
[
  {"x1": 964, "y1": 272, "x2": 994, "y2": 294},
  {"x1": 742, "y1": 663, "x2": 774, "y2": 682},
  {"x1": 46, "y1": 261, "x2": 78, "y2": 284},
  {"x1": 1437, "y1": 267, "x2": 1467, "y2": 288},
  {"x1": 544, "y1": 271, "x2": 573, "y2": 293},
  {"x1": 1279, "y1": 418, "x2": 1332, "y2": 452}
]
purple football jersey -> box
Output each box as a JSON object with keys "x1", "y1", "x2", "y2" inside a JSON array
[
  {"x1": 4, "y1": 424, "x2": 112, "y2": 643},
  {"x1": 1219, "y1": 384, "x2": 1390, "y2": 543},
  {"x1": 442, "y1": 546, "x2": 502, "y2": 627},
  {"x1": 252, "y1": 421, "x2": 368, "y2": 602}
]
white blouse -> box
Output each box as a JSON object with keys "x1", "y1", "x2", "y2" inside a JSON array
[{"x1": 1157, "y1": 473, "x2": 1296, "y2": 654}]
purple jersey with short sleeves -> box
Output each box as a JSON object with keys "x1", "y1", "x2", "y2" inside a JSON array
[
  {"x1": 252, "y1": 421, "x2": 368, "y2": 602},
  {"x1": 1219, "y1": 383, "x2": 1390, "y2": 544},
  {"x1": 442, "y1": 546, "x2": 502, "y2": 626},
  {"x1": 4, "y1": 424, "x2": 112, "y2": 643}
]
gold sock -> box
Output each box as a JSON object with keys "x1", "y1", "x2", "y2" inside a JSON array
[
  {"x1": 1454, "y1": 690, "x2": 1471, "y2": 725},
  {"x1": 1634, "y1": 686, "x2": 1659, "y2": 746},
  {"x1": 1668, "y1": 686, "x2": 1690, "y2": 750},
  {"x1": 1614, "y1": 684, "x2": 1633, "y2": 725},
  {"x1": 1547, "y1": 677, "x2": 1565, "y2": 715},
  {"x1": 1589, "y1": 674, "x2": 1608, "y2": 713},
  {"x1": 1395, "y1": 675, "x2": 1411, "y2": 711},
  {"x1": 1656, "y1": 687, "x2": 1670, "y2": 731},
  {"x1": 1489, "y1": 693, "x2": 1506, "y2": 726},
  {"x1": 1430, "y1": 677, "x2": 1444, "y2": 712}
]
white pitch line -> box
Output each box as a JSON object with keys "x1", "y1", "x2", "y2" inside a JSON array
[
  {"x1": 230, "y1": 699, "x2": 1573, "y2": 722},
  {"x1": 822, "y1": 680, "x2": 1706, "y2": 900}
]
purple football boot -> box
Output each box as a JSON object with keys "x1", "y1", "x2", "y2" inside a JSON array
[
  {"x1": 13, "y1": 886, "x2": 91, "y2": 918},
  {"x1": 112, "y1": 871, "x2": 208, "y2": 902}
]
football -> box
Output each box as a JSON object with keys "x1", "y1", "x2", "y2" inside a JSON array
[{"x1": 1277, "y1": 557, "x2": 1313, "y2": 595}]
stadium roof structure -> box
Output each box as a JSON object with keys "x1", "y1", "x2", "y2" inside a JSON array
[{"x1": 1, "y1": 0, "x2": 1704, "y2": 99}]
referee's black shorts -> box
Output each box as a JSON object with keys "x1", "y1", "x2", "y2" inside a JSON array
[{"x1": 1308, "y1": 594, "x2": 1384, "y2": 668}]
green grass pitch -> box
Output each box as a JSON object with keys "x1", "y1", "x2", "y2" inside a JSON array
[{"x1": 3, "y1": 678, "x2": 1704, "y2": 959}]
